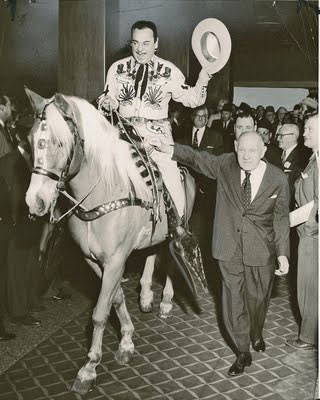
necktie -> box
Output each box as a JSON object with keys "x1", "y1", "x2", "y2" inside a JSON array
[
  {"x1": 134, "y1": 64, "x2": 149, "y2": 100},
  {"x1": 223, "y1": 121, "x2": 227, "y2": 129},
  {"x1": 193, "y1": 129, "x2": 199, "y2": 149},
  {"x1": 134, "y1": 64, "x2": 144, "y2": 97},
  {"x1": 140, "y1": 64, "x2": 148, "y2": 100},
  {"x1": 241, "y1": 171, "x2": 251, "y2": 209},
  {"x1": 281, "y1": 151, "x2": 286, "y2": 164}
]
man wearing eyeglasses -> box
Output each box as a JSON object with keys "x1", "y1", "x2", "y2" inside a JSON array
[
  {"x1": 99, "y1": 20, "x2": 212, "y2": 221},
  {"x1": 277, "y1": 124, "x2": 311, "y2": 208}
]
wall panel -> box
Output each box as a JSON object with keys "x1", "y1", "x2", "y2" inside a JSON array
[{"x1": 59, "y1": 0, "x2": 105, "y2": 101}]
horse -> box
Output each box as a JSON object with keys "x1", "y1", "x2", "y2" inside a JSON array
[{"x1": 24, "y1": 88, "x2": 198, "y2": 395}]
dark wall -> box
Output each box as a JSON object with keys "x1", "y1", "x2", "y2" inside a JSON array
[
  {"x1": 0, "y1": 0, "x2": 58, "y2": 101},
  {"x1": 59, "y1": 0, "x2": 105, "y2": 100}
]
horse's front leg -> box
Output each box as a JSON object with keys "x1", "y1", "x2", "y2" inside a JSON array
[
  {"x1": 72, "y1": 257, "x2": 124, "y2": 396},
  {"x1": 139, "y1": 254, "x2": 156, "y2": 312},
  {"x1": 113, "y1": 285, "x2": 134, "y2": 365},
  {"x1": 159, "y1": 273, "x2": 174, "y2": 319}
]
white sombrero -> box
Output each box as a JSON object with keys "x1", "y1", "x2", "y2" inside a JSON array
[{"x1": 192, "y1": 18, "x2": 232, "y2": 74}]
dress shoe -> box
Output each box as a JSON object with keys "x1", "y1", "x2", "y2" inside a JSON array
[
  {"x1": 0, "y1": 331, "x2": 16, "y2": 341},
  {"x1": 252, "y1": 338, "x2": 266, "y2": 352},
  {"x1": 285, "y1": 338, "x2": 316, "y2": 350},
  {"x1": 53, "y1": 289, "x2": 72, "y2": 301},
  {"x1": 12, "y1": 315, "x2": 42, "y2": 327},
  {"x1": 228, "y1": 352, "x2": 252, "y2": 376}
]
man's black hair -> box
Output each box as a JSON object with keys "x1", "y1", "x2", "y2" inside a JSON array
[
  {"x1": 236, "y1": 111, "x2": 253, "y2": 120},
  {"x1": 191, "y1": 104, "x2": 208, "y2": 117},
  {"x1": 131, "y1": 20, "x2": 158, "y2": 41},
  {"x1": 0, "y1": 94, "x2": 9, "y2": 106}
]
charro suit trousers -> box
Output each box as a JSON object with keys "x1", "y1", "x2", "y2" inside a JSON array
[{"x1": 219, "y1": 243, "x2": 276, "y2": 353}]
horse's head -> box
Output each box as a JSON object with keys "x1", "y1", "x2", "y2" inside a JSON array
[{"x1": 25, "y1": 88, "x2": 83, "y2": 217}]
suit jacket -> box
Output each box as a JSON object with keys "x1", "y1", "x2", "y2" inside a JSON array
[
  {"x1": 264, "y1": 143, "x2": 282, "y2": 169},
  {"x1": 173, "y1": 145, "x2": 290, "y2": 266},
  {"x1": 177, "y1": 124, "x2": 223, "y2": 196},
  {"x1": 0, "y1": 125, "x2": 13, "y2": 159},
  {"x1": 281, "y1": 144, "x2": 312, "y2": 209},
  {"x1": 0, "y1": 149, "x2": 38, "y2": 243},
  {"x1": 211, "y1": 119, "x2": 235, "y2": 153}
]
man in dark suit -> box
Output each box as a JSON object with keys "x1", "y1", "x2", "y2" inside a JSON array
[
  {"x1": 0, "y1": 94, "x2": 14, "y2": 158},
  {"x1": 0, "y1": 125, "x2": 43, "y2": 327},
  {"x1": 0, "y1": 177, "x2": 16, "y2": 340},
  {"x1": 277, "y1": 123, "x2": 311, "y2": 208},
  {"x1": 147, "y1": 131, "x2": 290, "y2": 377},
  {"x1": 177, "y1": 105, "x2": 223, "y2": 264},
  {"x1": 277, "y1": 123, "x2": 311, "y2": 297},
  {"x1": 211, "y1": 103, "x2": 235, "y2": 153},
  {"x1": 178, "y1": 105, "x2": 223, "y2": 153}
]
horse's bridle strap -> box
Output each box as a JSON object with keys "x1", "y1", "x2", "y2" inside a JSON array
[
  {"x1": 32, "y1": 166, "x2": 60, "y2": 181},
  {"x1": 73, "y1": 197, "x2": 153, "y2": 221}
]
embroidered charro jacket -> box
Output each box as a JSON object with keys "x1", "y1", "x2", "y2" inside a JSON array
[{"x1": 104, "y1": 55, "x2": 211, "y2": 120}]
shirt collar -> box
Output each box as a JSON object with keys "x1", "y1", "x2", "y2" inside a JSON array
[
  {"x1": 132, "y1": 55, "x2": 156, "y2": 70},
  {"x1": 241, "y1": 160, "x2": 266, "y2": 177},
  {"x1": 193, "y1": 126, "x2": 206, "y2": 134},
  {"x1": 284, "y1": 143, "x2": 298, "y2": 158}
]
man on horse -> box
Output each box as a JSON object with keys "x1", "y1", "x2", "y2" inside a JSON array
[{"x1": 98, "y1": 20, "x2": 213, "y2": 227}]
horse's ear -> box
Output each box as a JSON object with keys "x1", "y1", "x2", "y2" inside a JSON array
[
  {"x1": 24, "y1": 86, "x2": 47, "y2": 113},
  {"x1": 54, "y1": 93, "x2": 74, "y2": 119}
]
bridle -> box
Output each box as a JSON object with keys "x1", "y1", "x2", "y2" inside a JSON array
[
  {"x1": 32, "y1": 101, "x2": 85, "y2": 190},
  {"x1": 31, "y1": 101, "x2": 93, "y2": 223}
]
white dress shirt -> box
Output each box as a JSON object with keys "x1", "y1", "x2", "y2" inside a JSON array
[
  {"x1": 0, "y1": 119, "x2": 4, "y2": 128},
  {"x1": 241, "y1": 160, "x2": 267, "y2": 202},
  {"x1": 192, "y1": 126, "x2": 206, "y2": 147}
]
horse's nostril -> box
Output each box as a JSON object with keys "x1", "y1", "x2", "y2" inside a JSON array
[{"x1": 35, "y1": 195, "x2": 45, "y2": 213}]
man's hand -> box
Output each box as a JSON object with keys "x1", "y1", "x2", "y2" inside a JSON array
[
  {"x1": 199, "y1": 68, "x2": 213, "y2": 82},
  {"x1": 275, "y1": 256, "x2": 289, "y2": 276},
  {"x1": 144, "y1": 136, "x2": 173, "y2": 155},
  {"x1": 98, "y1": 95, "x2": 118, "y2": 112}
]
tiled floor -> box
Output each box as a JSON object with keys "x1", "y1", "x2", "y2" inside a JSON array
[{"x1": 0, "y1": 258, "x2": 318, "y2": 400}]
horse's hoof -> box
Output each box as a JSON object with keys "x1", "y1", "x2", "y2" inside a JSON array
[
  {"x1": 159, "y1": 303, "x2": 173, "y2": 319},
  {"x1": 114, "y1": 349, "x2": 134, "y2": 365},
  {"x1": 140, "y1": 302, "x2": 153, "y2": 313},
  {"x1": 158, "y1": 309, "x2": 173, "y2": 319},
  {"x1": 71, "y1": 377, "x2": 95, "y2": 395}
]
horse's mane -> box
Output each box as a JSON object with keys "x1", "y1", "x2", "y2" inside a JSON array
[{"x1": 45, "y1": 95, "x2": 152, "y2": 200}]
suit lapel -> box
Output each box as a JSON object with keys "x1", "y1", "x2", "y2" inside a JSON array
[
  {"x1": 285, "y1": 146, "x2": 298, "y2": 165},
  {"x1": 223, "y1": 156, "x2": 243, "y2": 209},
  {"x1": 199, "y1": 128, "x2": 209, "y2": 149},
  {"x1": 250, "y1": 162, "x2": 274, "y2": 205}
]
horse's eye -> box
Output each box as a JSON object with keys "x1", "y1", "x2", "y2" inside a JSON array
[{"x1": 38, "y1": 139, "x2": 46, "y2": 149}]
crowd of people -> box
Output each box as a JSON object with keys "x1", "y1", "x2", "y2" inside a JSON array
[{"x1": 0, "y1": 19, "x2": 318, "y2": 383}]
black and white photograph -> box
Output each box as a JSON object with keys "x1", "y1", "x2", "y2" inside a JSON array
[{"x1": 0, "y1": 1, "x2": 318, "y2": 399}]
